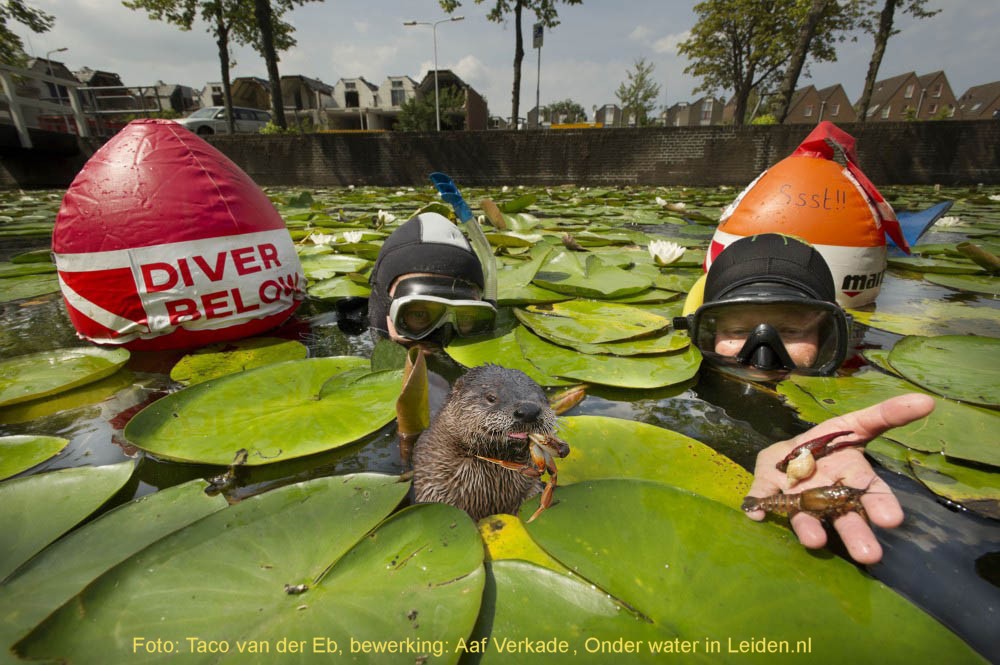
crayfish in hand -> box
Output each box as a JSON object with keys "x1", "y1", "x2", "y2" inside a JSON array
[
  {"x1": 476, "y1": 432, "x2": 570, "y2": 522},
  {"x1": 742, "y1": 480, "x2": 873, "y2": 522},
  {"x1": 777, "y1": 430, "x2": 864, "y2": 487}
]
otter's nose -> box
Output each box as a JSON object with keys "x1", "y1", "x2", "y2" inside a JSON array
[{"x1": 512, "y1": 401, "x2": 542, "y2": 423}]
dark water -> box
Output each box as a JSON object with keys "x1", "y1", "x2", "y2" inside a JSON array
[{"x1": 1, "y1": 216, "x2": 998, "y2": 663}]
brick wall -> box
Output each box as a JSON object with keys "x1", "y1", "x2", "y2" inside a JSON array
[{"x1": 2, "y1": 121, "x2": 998, "y2": 189}]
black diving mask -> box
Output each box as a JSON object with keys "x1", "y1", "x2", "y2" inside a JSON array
[
  {"x1": 673, "y1": 298, "x2": 850, "y2": 376},
  {"x1": 388, "y1": 276, "x2": 496, "y2": 341}
]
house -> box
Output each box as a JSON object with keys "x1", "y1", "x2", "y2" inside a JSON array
[
  {"x1": 200, "y1": 83, "x2": 225, "y2": 108},
  {"x1": 378, "y1": 76, "x2": 419, "y2": 110},
  {"x1": 667, "y1": 97, "x2": 723, "y2": 126},
  {"x1": 784, "y1": 84, "x2": 857, "y2": 124},
  {"x1": 326, "y1": 76, "x2": 380, "y2": 129},
  {"x1": 229, "y1": 77, "x2": 271, "y2": 110},
  {"x1": 956, "y1": 81, "x2": 1000, "y2": 119},
  {"x1": 25, "y1": 57, "x2": 75, "y2": 106},
  {"x1": 860, "y1": 71, "x2": 957, "y2": 121},
  {"x1": 594, "y1": 104, "x2": 621, "y2": 127},
  {"x1": 415, "y1": 70, "x2": 487, "y2": 131},
  {"x1": 281, "y1": 75, "x2": 334, "y2": 129}
]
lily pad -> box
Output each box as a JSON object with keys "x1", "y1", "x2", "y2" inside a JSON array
[
  {"x1": 307, "y1": 275, "x2": 372, "y2": 301},
  {"x1": 299, "y1": 253, "x2": 372, "y2": 280},
  {"x1": 0, "y1": 274, "x2": 59, "y2": 302},
  {"x1": 887, "y1": 335, "x2": 1000, "y2": 407},
  {"x1": 16, "y1": 476, "x2": 484, "y2": 665},
  {"x1": 517, "y1": 326, "x2": 701, "y2": 389},
  {"x1": 848, "y1": 300, "x2": 1000, "y2": 337},
  {"x1": 476, "y1": 514, "x2": 566, "y2": 572},
  {"x1": 0, "y1": 369, "x2": 135, "y2": 426},
  {"x1": 169, "y1": 337, "x2": 309, "y2": 386},
  {"x1": 0, "y1": 435, "x2": 68, "y2": 480},
  {"x1": 497, "y1": 247, "x2": 569, "y2": 305},
  {"x1": 0, "y1": 480, "x2": 227, "y2": 653},
  {"x1": 887, "y1": 256, "x2": 983, "y2": 274},
  {"x1": 533, "y1": 250, "x2": 651, "y2": 299},
  {"x1": 0, "y1": 347, "x2": 131, "y2": 408},
  {"x1": 556, "y1": 416, "x2": 751, "y2": 507},
  {"x1": 124, "y1": 358, "x2": 401, "y2": 466},
  {"x1": 515, "y1": 480, "x2": 983, "y2": 664},
  {"x1": 515, "y1": 300, "x2": 670, "y2": 345},
  {"x1": 446, "y1": 329, "x2": 572, "y2": 387},
  {"x1": 924, "y1": 273, "x2": 1000, "y2": 296},
  {"x1": 907, "y1": 451, "x2": 1000, "y2": 519},
  {"x1": 0, "y1": 462, "x2": 134, "y2": 582}
]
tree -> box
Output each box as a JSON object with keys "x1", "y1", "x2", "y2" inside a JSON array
[
  {"x1": 546, "y1": 98, "x2": 586, "y2": 123},
  {"x1": 615, "y1": 58, "x2": 660, "y2": 127},
  {"x1": 397, "y1": 86, "x2": 466, "y2": 131},
  {"x1": 771, "y1": 0, "x2": 865, "y2": 124},
  {"x1": 855, "y1": 0, "x2": 939, "y2": 123},
  {"x1": 0, "y1": 0, "x2": 54, "y2": 67},
  {"x1": 439, "y1": 0, "x2": 582, "y2": 130},
  {"x1": 679, "y1": 0, "x2": 825, "y2": 127}
]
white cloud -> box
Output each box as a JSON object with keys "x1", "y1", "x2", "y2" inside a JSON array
[
  {"x1": 653, "y1": 30, "x2": 690, "y2": 54},
  {"x1": 629, "y1": 26, "x2": 651, "y2": 42}
]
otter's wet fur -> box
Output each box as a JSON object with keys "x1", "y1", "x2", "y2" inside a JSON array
[{"x1": 412, "y1": 364, "x2": 556, "y2": 521}]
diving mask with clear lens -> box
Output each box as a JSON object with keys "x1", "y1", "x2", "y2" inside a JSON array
[
  {"x1": 673, "y1": 299, "x2": 850, "y2": 376},
  {"x1": 388, "y1": 276, "x2": 496, "y2": 341}
]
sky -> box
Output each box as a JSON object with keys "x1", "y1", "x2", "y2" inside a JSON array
[{"x1": 15, "y1": 0, "x2": 1000, "y2": 121}]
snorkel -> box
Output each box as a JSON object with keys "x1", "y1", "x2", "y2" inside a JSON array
[{"x1": 429, "y1": 172, "x2": 498, "y2": 304}]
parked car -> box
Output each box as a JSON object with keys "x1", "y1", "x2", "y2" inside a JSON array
[{"x1": 174, "y1": 106, "x2": 271, "y2": 135}]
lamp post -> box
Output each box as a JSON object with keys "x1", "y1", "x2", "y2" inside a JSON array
[
  {"x1": 403, "y1": 16, "x2": 464, "y2": 131},
  {"x1": 45, "y1": 47, "x2": 68, "y2": 132}
]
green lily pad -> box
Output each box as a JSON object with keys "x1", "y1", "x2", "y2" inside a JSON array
[
  {"x1": 124, "y1": 358, "x2": 401, "y2": 466},
  {"x1": 497, "y1": 247, "x2": 570, "y2": 305},
  {"x1": 0, "y1": 480, "x2": 227, "y2": 654},
  {"x1": 499, "y1": 193, "x2": 537, "y2": 213},
  {"x1": 0, "y1": 462, "x2": 134, "y2": 582},
  {"x1": 0, "y1": 435, "x2": 68, "y2": 480},
  {"x1": 780, "y1": 371, "x2": 1000, "y2": 466},
  {"x1": 16, "y1": 476, "x2": 484, "y2": 665},
  {"x1": 907, "y1": 451, "x2": 1000, "y2": 519},
  {"x1": 10, "y1": 249, "x2": 53, "y2": 264},
  {"x1": 848, "y1": 300, "x2": 1000, "y2": 337},
  {"x1": 559, "y1": 330, "x2": 690, "y2": 356},
  {"x1": 515, "y1": 300, "x2": 670, "y2": 345},
  {"x1": 516, "y1": 480, "x2": 982, "y2": 664},
  {"x1": 0, "y1": 347, "x2": 131, "y2": 408},
  {"x1": 556, "y1": 416, "x2": 751, "y2": 507},
  {"x1": 888, "y1": 256, "x2": 984, "y2": 274},
  {"x1": 0, "y1": 274, "x2": 59, "y2": 302},
  {"x1": 307, "y1": 275, "x2": 372, "y2": 301},
  {"x1": 169, "y1": 337, "x2": 309, "y2": 386},
  {"x1": 0, "y1": 262, "x2": 56, "y2": 278},
  {"x1": 517, "y1": 326, "x2": 701, "y2": 389},
  {"x1": 299, "y1": 253, "x2": 371, "y2": 281},
  {"x1": 887, "y1": 335, "x2": 1000, "y2": 407},
  {"x1": 446, "y1": 329, "x2": 572, "y2": 387},
  {"x1": 924, "y1": 273, "x2": 1000, "y2": 296},
  {"x1": 533, "y1": 250, "x2": 651, "y2": 299},
  {"x1": 0, "y1": 369, "x2": 135, "y2": 426}
]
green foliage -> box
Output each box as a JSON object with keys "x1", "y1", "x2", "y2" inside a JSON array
[
  {"x1": 546, "y1": 98, "x2": 587, "y2": 123},
  {"x1": 750, "y1": 113, "x2": 777, "y2": 125},
  {"x1": 615, "y1": 57, "x2": 660, "y2": 127},
  {"x1": 396, "y1": 85, "x2": 466, "y2": 131},
  {"x1": 0, "y1": 0, "x2": 54, "y2": 66},
  {"x1": 258, "y1": 119, "x2": 299, "y2": 134}
]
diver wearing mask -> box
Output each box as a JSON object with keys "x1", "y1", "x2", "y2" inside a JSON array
[
  {"x1": 675, "y1": 233, "x2": 851, "y2": 378},
  {"x1": 368, "y1": 212, "x2": 496, "y2": 347}
]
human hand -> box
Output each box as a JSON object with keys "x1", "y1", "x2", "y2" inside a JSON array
[{"x1": 744, "y1": 393, "x2": 935, "y2": 565}]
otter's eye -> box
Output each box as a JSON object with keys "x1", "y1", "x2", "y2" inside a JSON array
[{"x1": 485, "y1": 393, "x2": 497, "y2": 404}]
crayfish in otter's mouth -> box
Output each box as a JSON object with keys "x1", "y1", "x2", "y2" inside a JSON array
[
  {"x1": 742, "y1": 480, "x2": 873, "y2": 522},
  {"x1": 477, "y1": 431, "x2": 570, "y2": 522}
]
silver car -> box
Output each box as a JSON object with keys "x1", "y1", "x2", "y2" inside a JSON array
[{"x1": 174, "y1": 106, "x2": 272, "y2": 135}]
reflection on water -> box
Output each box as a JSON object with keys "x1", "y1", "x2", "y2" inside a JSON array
[{"x1": 2, "y1": 190, "x2": 998, "y2": 663}]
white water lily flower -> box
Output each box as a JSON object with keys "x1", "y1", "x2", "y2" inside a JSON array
[
  {"x1": 307, "y1": 232, "x2": 336, "y2": 245},
  {"x1": 502, "y1": 185, "x2": 510, "y2": 193},
  {"x1": 342, "y1": 231, "x2": 364, "y2": 243},
  {"x1": 989, "y1": 195, "x2": 1000, "y2": 202},
  {"x1": 376, "y1": 209, "x2": 397, "y2": 224},
  {"x1": 935, "y1": 216, "x2": 962, "y2": 227},
  {"x1": 655, "y1": 196, "x2": 668, "y2": 207},
  {"x1": 648, "y1": 239, "x2": 685, "y2": 266},
  {"x1": 347, "y1": 185, "x2": 355, "y2": 190}
]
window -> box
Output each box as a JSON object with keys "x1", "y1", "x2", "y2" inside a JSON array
[
  {"x1": 867, "y1": 103, "x2": 880, "y2": 118},
  {"x1": 700, "y1": 100, "x2": 713, "y2": 123},
  {"x1": 803, "y1": 104, "x2": 813, "y2": 117},
  {"x1": 904, "y1": 84, "x2": 914, "y2": 98},
  {"x1": 391, "y1": 80, "x2": 403, "y2": 88},
  {"x1": 830, "y1": 103, "x2": 840, "y2": 116},
  {"x1": 345, "y1": 91, "x2": 360, "y2": 108},
  {"x1": 928, "y1": 103, "x2": 938, "y2": 114},
  {"x1": 390, "y1": 89, "x2": 407, "y2": 106},
  {"x1": 881, "y1": 104, "x2": 891, "y2": 119},
  {"x1": 345, "y1": 82, "x2": 356, "y2": 89},
  {"x1": 932, "y1": 83, "x2": 942, "y2": 97}
]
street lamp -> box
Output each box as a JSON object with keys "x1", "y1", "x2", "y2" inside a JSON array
[
  {"x1": 403, "y1": 16, "x2": 464, "y2": 131},
  {"x1": 45, "y1": 47, "x2": 68, "y2": 132}
]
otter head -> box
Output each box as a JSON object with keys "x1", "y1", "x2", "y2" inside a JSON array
[{"x1": 447, "y1": 363, "x2": 556, "y2": 458}]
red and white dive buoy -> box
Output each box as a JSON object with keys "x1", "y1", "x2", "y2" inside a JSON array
[
  {"x1": 706, "y1": 121, "x2": 908, "y2": 307},
  {"x1": 53, "y1": 119, "x2": 304, "y2": 350}
]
